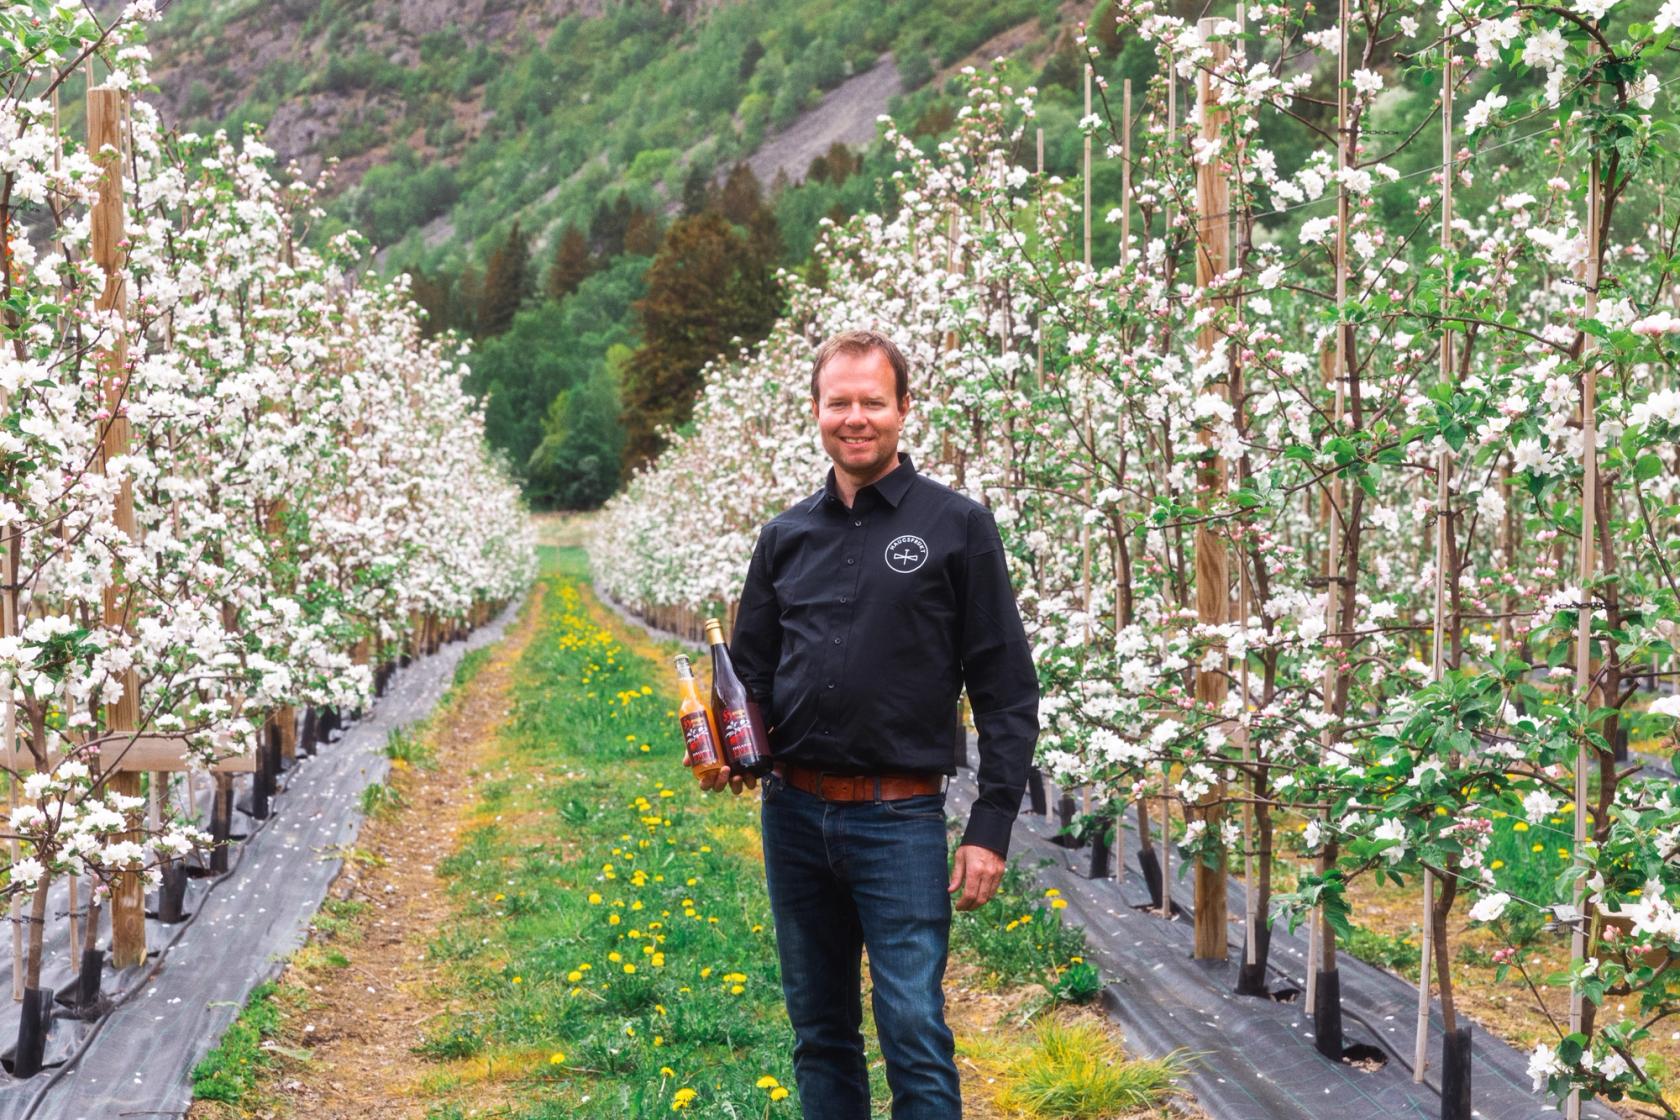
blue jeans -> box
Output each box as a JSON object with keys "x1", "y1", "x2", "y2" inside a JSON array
[{"x1": 760, "y1": 772, "x2": 961, "y2": 1120}]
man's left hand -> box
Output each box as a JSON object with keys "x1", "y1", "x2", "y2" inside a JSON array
[{"x1": 947, "y1": 844, "x2": 1005, "y2": 911}]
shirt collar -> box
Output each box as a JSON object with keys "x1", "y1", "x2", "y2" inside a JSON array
[{"x1": 819, "y1": 452, "x2": 917, "y2": 510}]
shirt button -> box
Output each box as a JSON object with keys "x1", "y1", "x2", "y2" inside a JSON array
[
  {"x1": 826, "y1": 681, "x2": 836, "y2": 689},
  {"x1": 845, "y1": 557, "x2": 856, "y2": 565},
  {"x1": 839, "y1": 596, "x2": 849, "y2": 604},
  {"x1": 853, "y1": 519, "x2": 862, "y2": 527},
  {"x1": 832, "y1": 636, "x2": 843, "y2": 645}
]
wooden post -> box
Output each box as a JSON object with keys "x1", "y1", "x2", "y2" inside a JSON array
[
  {"x1": 1190, "y1": 17, "x2": 1232, "y2": 962},
  {"x1": 1566, "y1": 47, "x2": 1602, "y2": 1120},
  {"x1": 89, "y1": 86, "x2": 147, "y2": 971},
  {"x1": 1417, "y1": 51, "x2": 1454, "y2": 1082}
]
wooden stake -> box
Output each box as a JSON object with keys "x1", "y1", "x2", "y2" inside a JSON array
[
  {"x1": 89, "y1": 85, "x2": 147, "y2": 971},
  {"x1": 1190, "y1": 17, "x2": 1232, "y2": 962},
  {"x1": 1417, "y1": 51, "x2": 1455, "y2": 1082}
]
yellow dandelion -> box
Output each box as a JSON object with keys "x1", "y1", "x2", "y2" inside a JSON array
[
  {"x1": 771, "y1": 1087, "x2": 790, "y2": 1101},
  {"x1": 550, "y1": 1052, "x2": 566, "y2": 1065},
  {"x1": 757, "y1": 1075, "x2": 780, "y2": 1089}
]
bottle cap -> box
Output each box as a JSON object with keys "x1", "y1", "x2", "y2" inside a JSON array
[
  {"x1": 673, "y1": 654, "x2": 692, "y2": 675},
  {"x1": 703, "y1": 617, "x2": 724, "y2": 643}
]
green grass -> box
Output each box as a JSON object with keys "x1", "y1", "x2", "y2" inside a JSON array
[
  {"x1": 195, "y1": 545, "x2": 1137, "y2": 1116},
  {"x1": 996, "y1": 1019, "x2": 1188, "y2": 1118},
  {"x1": 360, "y1": 780, "x2": 405, "y2": 817},
  {"x1": 412, "y1": 547, "x2": 1107, "y2": 1117},
  {"x1": 190, "y1": 982, "x2": 285, "y2": 1103},
  {"x1": 950, "y1": 860, "x2": 1090, "y2": 992},
  {"x1": 385, "y1": 727, "x2": 439, "y2": 770},
  {"x1": 415, "y1": 549, "x2": 812, "y2": 1117},
  {"x1": 1341, "y1": 922, "x2": 1421, "y2": 976},
  {"x1": 451, "y1": 646, "x2": 494, "y2": 692}
]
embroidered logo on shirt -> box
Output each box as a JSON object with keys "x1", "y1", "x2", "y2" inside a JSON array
[{"x1": 884, "y1": 535, "x2": 929, "y2": 573}]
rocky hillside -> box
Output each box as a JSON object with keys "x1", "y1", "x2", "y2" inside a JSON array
[{"x1": 140, "y1": 0, "x2": 1075, "y2": 270}]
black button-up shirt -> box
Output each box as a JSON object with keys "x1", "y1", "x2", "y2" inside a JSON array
[{"x1": 731, "y1": 453, "x2": 1039, "y2": 857}]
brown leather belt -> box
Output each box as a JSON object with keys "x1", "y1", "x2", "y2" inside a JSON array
[{"x1": 774, "y1": 762, "x2": 943, "y2": 802}]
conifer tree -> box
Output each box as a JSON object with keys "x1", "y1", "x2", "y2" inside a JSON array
[
  {"x1": 546, "y1": 226, "x2": 594, "y2": 302},
  {"x1": 407, "y1": 268, "x2": 451, "y2": 337},
  {"x1": 623, "y1": 204, "x2": 661, "y2": 257},
  {"x1": 681, "y1": 162, "x2": 711, "y2": 216},
  {"x1": 718, "y1": 163, "x2": 763, "y2": 227},
  {"x1": 619, "y1": 210, "x2": 781, "y2": 467},
  {"x1": 479, "y1": 221, "x2": 530, "y2": 336}
]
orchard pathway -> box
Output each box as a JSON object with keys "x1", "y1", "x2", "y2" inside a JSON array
[
  {"x1": 188, "y1": 546, "x2": 1194, "y2": 1120},
  {"x1": 186, "y1": 580, "x2": 549, "y2": 1120}
]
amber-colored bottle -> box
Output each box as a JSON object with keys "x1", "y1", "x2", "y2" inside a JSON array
[
  {"x1": 703, "y1": 618, "x2": 773, "y2": 777},
  {"x1": 673, "y1": 655, "x2": 724, "y2": 783}
]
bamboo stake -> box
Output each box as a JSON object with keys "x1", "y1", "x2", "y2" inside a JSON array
[
  {"x1": 1232, "y1": 0, "x2": 1255, "y2": 970},
  {"x1": 1079, "y1": 65, "x2": 1096, "y2": 831},
  {"x1": 1309, "y1": 0, "x2": 1353, "y2": 1022},
  {"x1": 1190, "y1": 17, "x2": 1232, "y2": 962},
  {"x1": 1566, "y1": 48, "x2": 1603, "y2": 1120},
  {"x1": 1121, "y1": 80, "x2": 1132, "y2": 268},
  {"x1": 1417, "y1": 50, "x2": 1455, "y2": 1082},
  {"x1": 1080, "y1": 65, "x2": 1095, "y2": 627},
  {"x1": 1036, "y1": 127, "x2": 1045, "y2": 388}
]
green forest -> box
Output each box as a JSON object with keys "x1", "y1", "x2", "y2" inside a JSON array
[{"x1": 148, "y1": 0, "x2": 1179, "y2": 507}]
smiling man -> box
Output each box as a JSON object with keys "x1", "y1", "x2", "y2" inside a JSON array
[{"x1": 691, "y1": 329, "x2": 1039, "y2": 1119}]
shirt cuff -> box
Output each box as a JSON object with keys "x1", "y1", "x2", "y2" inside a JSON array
[{"x1": 960, "y1": 804, "x2": 1015, "y2": 859}]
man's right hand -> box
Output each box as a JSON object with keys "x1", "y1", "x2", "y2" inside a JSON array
[{"x1": 683, "y1": 753, "x2": 758, "y2": 795}]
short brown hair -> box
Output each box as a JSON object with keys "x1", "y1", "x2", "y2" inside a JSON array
[{"x1": 810, "y1": 330, "x2": 909, "y2": 402}]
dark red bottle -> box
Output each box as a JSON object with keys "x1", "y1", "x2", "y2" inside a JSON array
[{"x1": 703, "y1": 617, "x2": 772, "y2": 777}]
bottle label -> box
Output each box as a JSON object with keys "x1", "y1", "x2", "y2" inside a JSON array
[
  {"x1": 681, "y1": 712, "x2": 720, "y2": 767},
  {"x1": 719, "y1": 707, "x2": 761, "y2": 766}
]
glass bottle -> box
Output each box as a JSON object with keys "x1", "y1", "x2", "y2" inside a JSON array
[
  {"x1": 674, "y1": 654, "x2": 724, "y2": 783},
  {"x1": 703, "y1": 617, "x2": 772, "y2": 776}
]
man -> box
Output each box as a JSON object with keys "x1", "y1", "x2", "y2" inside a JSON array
[{"x1": 691, "y1": 329, "x2": 1038, "y2": 1119}]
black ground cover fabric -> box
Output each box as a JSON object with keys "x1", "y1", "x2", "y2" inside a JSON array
[
  {"x1": 945, "y1": 743, "x2": 1614, "y2": 1120},
  {"x1": 0, "y1": 598, "x2": 523, "y2": 1120}
]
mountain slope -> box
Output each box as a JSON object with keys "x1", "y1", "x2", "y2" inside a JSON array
[{"x1": 143, "y1": 0, "x2": 1070, "y2": 269}]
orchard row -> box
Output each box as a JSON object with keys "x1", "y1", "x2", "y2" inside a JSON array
[{"x1": 595, "y1": 0, "x2": 1680, "y2": 1113}]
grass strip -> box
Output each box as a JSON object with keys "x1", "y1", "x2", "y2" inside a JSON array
[{"x1": 415, "y1": 547, "x2": 1120, "y2": 1117}]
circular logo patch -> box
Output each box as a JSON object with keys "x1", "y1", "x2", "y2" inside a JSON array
[{"x1": 884, "y1": 535, "x2": 929, "y2": 574}]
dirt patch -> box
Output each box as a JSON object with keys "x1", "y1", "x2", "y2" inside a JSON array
[{"x1": 187, "y1": 582, "x2": 548, "y2": 1120}]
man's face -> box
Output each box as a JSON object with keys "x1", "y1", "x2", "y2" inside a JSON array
[{"x1": 813, "y1": 348, "x2": 909, "y2": 480}]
